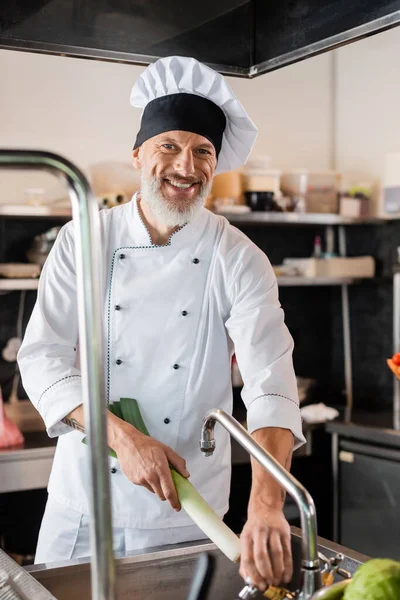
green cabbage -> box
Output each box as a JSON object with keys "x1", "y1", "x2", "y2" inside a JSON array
[{"x1": 344, "y1": 559, "x2": 400, "y2": 600}]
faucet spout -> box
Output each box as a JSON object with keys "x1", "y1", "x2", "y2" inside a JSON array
[{"x1": 201, "y1": 409, "x2": 321, "y2": 599}]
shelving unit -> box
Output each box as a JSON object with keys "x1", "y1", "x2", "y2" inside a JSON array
[{"x1": 223, "y1": 211, "x2": 383, "y2": 423}]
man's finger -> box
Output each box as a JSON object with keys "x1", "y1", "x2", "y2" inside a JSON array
[
  {"x1": 268, "y1": 530, "x2": 284, "y2": 585},
  {"x1": 281, "y1": 529, "x2": 293, "y2": 584},
  {"x1": 240, "y1": 531, "x2": 267, "y2": 592},
  {"x1": 253, "y1": 528, "x2": 274, "y2": 585},
  {"x1": 165, "y1": 447, "x2": 190, "y2": 478},
  {"x1": 159, "y1": 473, "x2": 181, "y2": 511},
  {"x1": 147, "y1": 476, "x2": 167, "y2": 502},
  {"x1": 140, "y1": 480, "x2": 156, "y2": 495}
]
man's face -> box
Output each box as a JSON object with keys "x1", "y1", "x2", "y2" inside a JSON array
[{"x1": 132, "y1": 130, "x2": 217, "y2": 226}]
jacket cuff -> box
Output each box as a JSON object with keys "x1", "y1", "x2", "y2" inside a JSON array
[
  {"x1": 246, "y1": 394, "x2": 306, "y2": 449},
  {"x1": 37, "y1": 376, "x2": 83, "y2": 437}
]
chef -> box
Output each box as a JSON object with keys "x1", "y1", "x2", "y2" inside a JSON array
[{"x1": 18, "y1": 56, "x2": 305, "y2": 591}]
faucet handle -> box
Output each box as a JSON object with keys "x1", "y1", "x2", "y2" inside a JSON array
[
  {"x1": 318, "y1": 552, "x2": 351, "y2": 585},
  {"x1": 238, "y1": 578, "x2": 296, "y2": 600}
]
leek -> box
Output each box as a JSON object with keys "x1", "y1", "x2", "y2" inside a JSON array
[
  {"x1": 170, "y1": 468, "x2": 241, "y2": 563},
  {"x1": 82, "y1": 397, "x2": 241, "y2": 562},
  {"x1": 119, "y1": 397, "x2": 150, "y2": 437}
]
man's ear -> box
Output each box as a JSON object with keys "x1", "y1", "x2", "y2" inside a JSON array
[{"x1": 132, "y1": 146, "x2": 142, "y2": 169}]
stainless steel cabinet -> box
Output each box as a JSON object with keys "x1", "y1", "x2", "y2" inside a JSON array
[{"x1": 334, "y1": 437, "x2": 400, "y2": 559}]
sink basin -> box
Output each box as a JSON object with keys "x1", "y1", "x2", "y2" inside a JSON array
[{"x1": 28, "y1": 528, "x2": 369, "y2": 600}]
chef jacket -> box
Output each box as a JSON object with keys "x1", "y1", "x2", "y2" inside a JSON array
[{"x1": 18, "y1": 195, "x2": 305, "y2": 529}]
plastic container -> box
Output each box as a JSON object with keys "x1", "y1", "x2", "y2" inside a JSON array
[
  {"x1": 281, "y1": 170, "x2": 341, "y2": 213},
  {"x1": 243, "y1": 169, "x2": 281, "y2": 197},
  {"x1": 307, "y1": 171, "x2": 341, "y2": 213},
  {"x1": 281, "y1": 169, "x2": 309, "y2": 198}
]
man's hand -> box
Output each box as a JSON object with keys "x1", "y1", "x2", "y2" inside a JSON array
[
  {"x1": 241, "y1": 427, "x2": 295, "y2": 591},
  {"x1": 63, "y1": 405, "x2": 190, "y2": 512},
  {"x1": 109, "y1": 415, "x2": 190, "y2": 511},
  {"x1": 239, "y1": 501, "x2": 292, "y2": 591}
]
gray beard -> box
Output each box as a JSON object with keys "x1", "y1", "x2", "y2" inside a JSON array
[{"x1": 140, "y1": 171, "x2": 212, "y2": 227}]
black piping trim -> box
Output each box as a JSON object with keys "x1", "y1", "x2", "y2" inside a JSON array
[
  {"x1": 106, "y1": 225, "x2": 185, "y2": 403},
  {"x1": 249, "y1": 393, "x2": 300, "y2": 409},
  {"x1": 39, "y1": 375, "x2": 81, "y2": 403}
]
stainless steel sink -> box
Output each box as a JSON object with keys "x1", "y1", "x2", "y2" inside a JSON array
[{"x1": 28, "y1": 528, "x2": 369, "y2": 600}]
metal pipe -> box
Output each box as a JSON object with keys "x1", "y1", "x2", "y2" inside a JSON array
[
  {"x1": 200, "y1": 409, "x2": 321, "y2": 598},
  {"x1": 338, "y1": 226, "x2": 353, "y2": 423},
  {"x1": 0, "y1": 150, "x2": 115, "y2": 600},
  {"x1": 331, "y1": 432, "x2": 339, "y2": 543}
]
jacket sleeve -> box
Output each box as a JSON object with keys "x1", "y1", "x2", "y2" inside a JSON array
[
  {"x1": 225, "y1": 243, "x2": 306, "y2": 449},
  {"x1": 18, "y1": 222, "x2": 84, "y2": 437}
]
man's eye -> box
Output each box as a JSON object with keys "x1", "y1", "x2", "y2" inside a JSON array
[
  {"x1": 197, "y1": 148, "x2": 211, "y2": 155},
  {"x1": 162, "y1": 144, "x2": 175, "y2": 150}
]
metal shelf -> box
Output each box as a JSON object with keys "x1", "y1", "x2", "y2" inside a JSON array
[
  {"x1": 222, "y1": 211, "x2": 385, "y2": 226},
  {"x1": 0, "y1": 204, "x2": 71, "y2": 218},
  {"x1": 0, "y1": 278, "x2": 39, "y2": 291},
  {"x1": 276, "y1": 276, "x2": 361, "y2": 286}
]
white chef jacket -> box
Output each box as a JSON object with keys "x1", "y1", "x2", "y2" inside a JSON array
[{"x1": 18, "y1": 195, "x2": 305, "y2": 529}]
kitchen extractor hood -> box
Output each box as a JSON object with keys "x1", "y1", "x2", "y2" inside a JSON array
[{"x1": 1, "y1": 1, "x2": 399, "y2": 76}]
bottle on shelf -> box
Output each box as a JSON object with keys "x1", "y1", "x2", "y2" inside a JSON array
[{"x1": 312, "y1": 235, "x2": 323, "y2": 258}]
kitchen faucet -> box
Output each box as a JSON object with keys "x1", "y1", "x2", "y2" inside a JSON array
[
  {"x1": 0, "y1": 151, "x2": 115, "y2": 600},
  {"x1": 200, "y1": 409, "x2": 322, "y2": 600}
]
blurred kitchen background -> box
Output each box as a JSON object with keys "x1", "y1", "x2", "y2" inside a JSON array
[{"x1": 1, "y1": 22, "x2": 400, "y2": 566}]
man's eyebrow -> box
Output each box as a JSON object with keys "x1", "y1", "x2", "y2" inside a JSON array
[
  {"x1": 158, "y1": 136, "x2": 179, "y2": 144},
  {"x1": 196, "y1": 142, "x2": 215, "y2": 151}
]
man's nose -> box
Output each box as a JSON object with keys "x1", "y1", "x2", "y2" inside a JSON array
[{"x1": 173, "y1": 149, "x2": 195, "y2": 177}]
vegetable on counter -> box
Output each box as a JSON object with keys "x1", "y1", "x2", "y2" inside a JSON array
[
  {"x1": 83, "y1": 397, "x2": 241, "y2": 563},
  {"x1": 387, "y1": 353, "x2": 400, "y2": 380},
  {"x1": 343, "y1": 558, "x2": 400, "y2": 600}
]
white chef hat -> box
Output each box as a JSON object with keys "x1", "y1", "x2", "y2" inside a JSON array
[{"x1": 130, "y1": 56, "x2": 258, "y2": 174}]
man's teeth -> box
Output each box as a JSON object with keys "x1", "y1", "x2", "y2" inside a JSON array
[{"x1": 167, "y1": 180, "x2": 194, "y2": 189}]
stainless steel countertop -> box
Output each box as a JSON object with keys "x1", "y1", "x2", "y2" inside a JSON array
[{"x1": 0, "y1": 432, "x2": 56, "y2": 493}]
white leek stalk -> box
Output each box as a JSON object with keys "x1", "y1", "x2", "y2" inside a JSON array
[{"x1": 171, "y1": 469, "x2": 241, "y2": 563}]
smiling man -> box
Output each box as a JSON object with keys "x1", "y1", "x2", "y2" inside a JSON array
[{"x1": 18, "y1": 56, "x2": 305, "y2": 591}]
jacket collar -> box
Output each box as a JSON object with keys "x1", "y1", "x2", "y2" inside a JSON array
[{"x1": 127, "y1": 192, "x2": 209, "y2": 249}]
